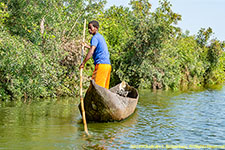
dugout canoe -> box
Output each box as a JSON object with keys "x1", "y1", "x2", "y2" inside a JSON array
[{"x1": 79, "y1": 80, "x2": 139, "y2": 122}]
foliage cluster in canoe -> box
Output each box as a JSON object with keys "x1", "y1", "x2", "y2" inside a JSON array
[{"x1": 0, "y1": 0, "x2": 225, "y2": 101}]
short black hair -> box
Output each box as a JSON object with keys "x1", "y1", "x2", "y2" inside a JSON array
[{"x1": 89, "y1": 20, "x2": 99, "y2": 29}]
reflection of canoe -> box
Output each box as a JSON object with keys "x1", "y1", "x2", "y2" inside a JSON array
[{"x1": 79, "y1": 80, "x2": 139, "y2": 122}]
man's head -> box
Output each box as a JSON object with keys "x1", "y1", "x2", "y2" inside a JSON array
[{"x1": 88, "y1": 20, "x2": 99, "y2": 35}]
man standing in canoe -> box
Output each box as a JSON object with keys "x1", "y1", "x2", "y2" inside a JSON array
[{"x1": 79, "y1": 20, "x2": 111, "y2": 89}]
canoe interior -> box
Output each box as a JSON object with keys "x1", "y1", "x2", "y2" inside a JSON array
[{"x1": 109, "y1": 82, "x2": 138, "y2": 99}]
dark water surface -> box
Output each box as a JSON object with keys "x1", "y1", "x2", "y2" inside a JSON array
[{"x1": 0, "y1": 85, "x2": 225, "y2": 149}]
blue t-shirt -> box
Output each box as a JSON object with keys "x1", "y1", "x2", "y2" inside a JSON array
[{"x1": 90, "y1": 33, "x2": 111, "y2": 65}]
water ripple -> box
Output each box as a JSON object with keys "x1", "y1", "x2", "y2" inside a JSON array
[{"x1": 1, "y1": 86, "x2": 225, "y2": 149}]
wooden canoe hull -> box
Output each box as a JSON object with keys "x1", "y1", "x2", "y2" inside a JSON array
[{"x1": 79, "y1": 80, "x2": 139, "y2": 122}]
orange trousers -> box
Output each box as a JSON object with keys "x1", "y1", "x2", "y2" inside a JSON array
[{"x1": 92, "y1": 64, "x2": 111, "y2": 89}]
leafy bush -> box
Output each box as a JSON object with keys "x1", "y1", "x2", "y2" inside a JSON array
[
  {"x1": 0, "y1": 2, "x2": 9, "y2": 25},
  {"x1": 111, "y1": 0, "x2": 225, "y2": 90},
  {"x1": 0, "y1": 29, "x2": 59, "y2": 100},
  {"x1": 0, "y1": 0, "x2": 106, "y2": 101},
  {"x1": 115, "y1": 0, "x2": 182, "y2": 89},
  {"x1": 204, "y1": 40, "x2": 225, "y2": 86}
]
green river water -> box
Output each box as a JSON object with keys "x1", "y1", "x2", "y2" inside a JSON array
[{"x1": 0, "y1": 85, "x2": 225, "y2": 149}]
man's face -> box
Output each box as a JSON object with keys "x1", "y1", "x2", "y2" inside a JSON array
[{"x1": 88, "y1": 23, "x2": 97, "y2": 35}]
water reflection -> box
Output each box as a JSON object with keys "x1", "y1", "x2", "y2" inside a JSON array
[
  {"x1": 77, "y1": 110, "x2": 139, "y2": 149},
  {"x1": 0, "y1": 98, "x2": 80, "y2": 150},
  {"x1": 0, "y1": 85, "x2": 225, "y2": 149}
]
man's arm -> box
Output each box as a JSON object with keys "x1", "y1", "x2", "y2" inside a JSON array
[{"x1": 79, "y1": 45, "x2": 96, "y2": 69}]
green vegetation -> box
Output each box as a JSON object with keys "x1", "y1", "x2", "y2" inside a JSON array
[{"x1": 1, "y1": 0, "x2": 225, "y2": 101}]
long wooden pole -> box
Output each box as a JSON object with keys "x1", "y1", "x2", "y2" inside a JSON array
[{"x1": 80, "y1": 19, "x2": 88, "y2": 135}]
